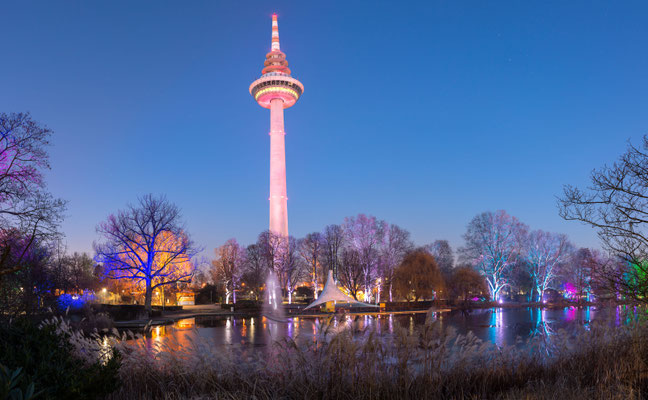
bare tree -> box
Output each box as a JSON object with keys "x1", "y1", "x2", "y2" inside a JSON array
[
  {"x1": 521, "y1": 230, "x2": 573, "y2": 302},
  {"x1": 322, "y1": 224, "x2": 345, "y2": 280},
  {"x1": 343, "y1": 214, "x2": 386, "y2": 302},
  {"x1": 0, "y1": 113, "x2": 65, "y2": 279},
  {"x1": 242, "y1": 243, "x2": 267, "y2": 301},
  {"x1": 257, "y1": 230, "x2": 284, "y2": 277},
  {"x1": 65, "y1": 252, "x2": 98, "y2": 293},
  {"x1": 559, "y1": 136, "x2": 648, "y2": 302},
  {"x1": 563, "y1": 248, "x2": 599, "y2": 303},
  {"x1": 279, "y1": 236, "x2": 303, "y2": 304},
  {"x1": 256, "y1": 231, "x2": 303, "y2": 303},
  {"x1": 94, "y1": 194, "x2": 199, "y2": 314},
  {"x1": 298, "y1": 232, "x2": 324, "y2": 299},
  {"x1": 379, "y1": 224, "x2": 413, "y2": 302},
  {"x1": 460, "y1": 210, "x2": 527, "y2": 301},
  {"x1": 211, "y1": 239, "x2": 246, "y2": 304},
  {"x1": 337, "y1": 248, "x2": 363, "y2": 300},
  {"x1": 426, "y1": 240, "x2": 455, "y2": 276}
]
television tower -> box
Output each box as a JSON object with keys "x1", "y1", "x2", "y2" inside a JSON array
[{"x1": 249, "y1": 14, "x2": 304, "y2": 237}]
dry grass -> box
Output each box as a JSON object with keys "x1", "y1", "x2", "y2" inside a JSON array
[{"x1": 72, "y1": 312, "x2": 646, "y2": 400}]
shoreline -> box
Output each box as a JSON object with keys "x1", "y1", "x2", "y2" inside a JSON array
[{"x1": 111, "y1": 300, "x2": 635, "y2": 330}]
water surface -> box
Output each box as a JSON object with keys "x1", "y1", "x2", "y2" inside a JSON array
[{"x1": 141, "y1": 305, "x2": 641, "y2": 351}]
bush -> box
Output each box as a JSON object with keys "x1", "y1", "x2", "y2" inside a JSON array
[
  {"x1": 0, "y1": 364, "x2": 40, "y2": 400},
  {"x1": 0, "y1": 318, "x2": 120, "y2": 399},
  {"x1": 295, "y1": 286, "x2": 314, "y2": 298},
  {"x1": 221, "y1": 299, "x2": 261, "y2": 311}
]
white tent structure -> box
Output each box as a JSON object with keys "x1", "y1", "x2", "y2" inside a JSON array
[{"x1": 304, "y1": 270, "x2": 378, "y2": 310}]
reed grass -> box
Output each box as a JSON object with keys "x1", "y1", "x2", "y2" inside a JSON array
[{"x1": 45, "y1": 313, "x2": 648, "y2": 399}]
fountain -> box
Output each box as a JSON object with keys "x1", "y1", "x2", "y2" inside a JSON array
[{"x1": 263, "y1": 271, "x2": 287, "y2": 323}]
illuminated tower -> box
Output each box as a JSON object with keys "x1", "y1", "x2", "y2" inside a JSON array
[{"x1": 250, "y1": 14, "x2": 304, "y2": 237}]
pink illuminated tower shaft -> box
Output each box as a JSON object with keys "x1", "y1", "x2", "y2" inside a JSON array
[
  {"x1": 250, "y1": 14, "x2": 304, "y2": 237},
  {"x1": 269, "y1": 98, "x2": 288, "y2": 236}
]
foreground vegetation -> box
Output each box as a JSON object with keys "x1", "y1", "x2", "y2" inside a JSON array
[
  {"x1": 3, "y1": 310, "x2": 641, "y2": 399},
  {"x1": 110, "y1": 319, "x2": 648, "y2": 399}
]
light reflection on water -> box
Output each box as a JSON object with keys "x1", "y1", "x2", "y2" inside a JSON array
[{"x1": 133, "y1": 306, "x2": 642, "y2": 351}]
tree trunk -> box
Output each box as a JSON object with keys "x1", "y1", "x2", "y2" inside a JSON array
[{"x1": 144, "y1": 282, "x2": 153, "y2": 316}]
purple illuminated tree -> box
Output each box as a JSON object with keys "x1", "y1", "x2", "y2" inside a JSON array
[
  {"x1": 343, "y1": 214, "x2": 386, "y2": 302},
  {"x1": 0, "y1": 113, "x2": 65, "y2": 279},
  {"x1": 460, "y1": 210, "x2": 528, "y2": 301},
  {"x1": 298, "y1": 232, "x2": 324, "y2": 299},
  {"x1": 378, "y1": 224, "x2": 413, "y2": 302},
  {"x1": 94, "y1": 194, "x2": 199, "y2": 315},
  {"x1": 521, "y1": 230, "x2": 573, "y2": 302},
  {"x1": 211, "y1": 239, "x2": 246, "y2": 304}
]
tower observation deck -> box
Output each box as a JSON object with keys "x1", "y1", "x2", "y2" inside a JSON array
[{"x1": 249, "y1": 14, "x2": 304, "y2": 237}]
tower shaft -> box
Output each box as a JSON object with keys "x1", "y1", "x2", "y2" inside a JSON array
[
  {"x1": 250, "y1": 14, "x2": 303, "y2": 238},
  {"x1": 269, "y1": 98, "x2": 288, "y2": 236}
]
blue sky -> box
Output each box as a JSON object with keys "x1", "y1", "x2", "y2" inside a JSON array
[{"x1": 1, "y1": 1, "x2": 647, "y2": 255}]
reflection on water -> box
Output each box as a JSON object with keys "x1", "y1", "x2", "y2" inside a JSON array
[{"x1": 133, "y1": 306, "x2": 642, "y2": 352}]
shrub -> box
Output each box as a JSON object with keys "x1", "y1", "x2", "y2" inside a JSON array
[
  {"x1": 0, "y1": 364, "x2": 40, "y2": 400},
  {"x1": 0, "y1": 318, "x2": 120, "y2": 399}
]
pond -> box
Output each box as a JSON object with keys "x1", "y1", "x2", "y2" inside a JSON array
[{"x1": 139, "y1": 305, "x2": 641, "y2": 352}]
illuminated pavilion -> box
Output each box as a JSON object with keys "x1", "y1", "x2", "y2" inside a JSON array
[{"x1": 304, "y1": 270, "x2": 377, "y2": 310}]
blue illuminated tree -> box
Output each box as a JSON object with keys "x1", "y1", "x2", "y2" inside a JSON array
[
  {"x1": 460, "y1": 210, "x2": 528, "y2": 301},
  {"x1": 94, "y1": 194, "x2": 199, "y2": 314},
  {"x1": 521, "y1": 230, "x2": 573, "y2": 302}
]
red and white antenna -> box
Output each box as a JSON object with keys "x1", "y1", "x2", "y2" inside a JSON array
[{"x1": 271, "y1": 14, "x2": 280, "y2": 51}]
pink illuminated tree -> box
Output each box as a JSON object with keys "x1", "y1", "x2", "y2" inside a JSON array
[{"x1": 460, "y1": 210, "x2": 528, "y2": 301}]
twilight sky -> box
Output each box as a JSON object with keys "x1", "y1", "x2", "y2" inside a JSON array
[{"x1": 1, "y1": 1, "x2": 647, "y2": 256}]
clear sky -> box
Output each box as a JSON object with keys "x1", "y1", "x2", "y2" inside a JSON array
[{"x1": 2, "y1": 1, "x2": 647, "y2": 256}]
